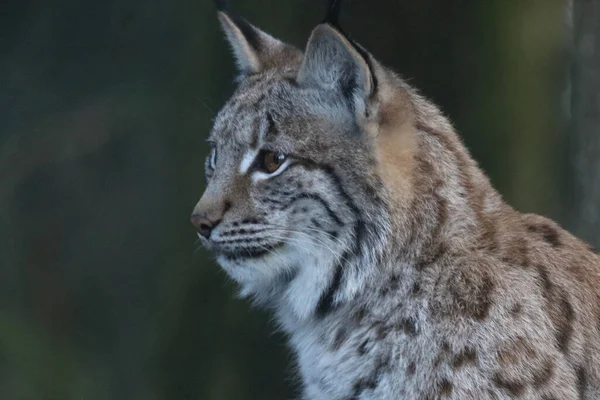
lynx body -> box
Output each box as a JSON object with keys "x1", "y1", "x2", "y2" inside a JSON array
[{"x1": 191, "y1": 2, "x2": 600, "y2": 399}]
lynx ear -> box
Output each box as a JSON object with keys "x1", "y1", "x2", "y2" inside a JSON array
[
  {"x1": 297, "y1": 23, "x2": 376, "y2": 107},
  {"x1": 214, "y1": 2, "x2": 301, "y2": 77}
]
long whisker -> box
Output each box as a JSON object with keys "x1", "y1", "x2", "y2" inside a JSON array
[
  {"x1": 263, "y1": 223, "x2": 349, "y2": 246},
  {"x1": 264, "y1": 232, "x2": 352, "y2": 265},
  {"x1": 219, "y1": 224, "x2": 348, "y2": 248},
  {"x1": 265, "y1": 229, "x2": 345, "y2": 254},
  {"x1": 275, "y1": 227, "x2": 350, "y2": 250}
]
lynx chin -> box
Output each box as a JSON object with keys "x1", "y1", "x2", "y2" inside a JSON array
[{"x1": 191, "y1": 1, "x2": 600, "y2": 398}]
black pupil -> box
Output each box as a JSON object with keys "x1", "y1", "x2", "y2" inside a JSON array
[
  {"x1": 254, "y1": 151, "x2": 286, "y2": 173},
  {"x1": 264, "y1": 152, "x2": 284, "y2": 171}
]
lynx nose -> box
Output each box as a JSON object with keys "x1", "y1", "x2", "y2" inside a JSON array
[{"x1": 191, "y1": 213, "x2": 221, "y2": 239}]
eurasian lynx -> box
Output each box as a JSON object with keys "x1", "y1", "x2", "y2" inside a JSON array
[{"x1": 191, "y1": 1, "x2": 600, "y2": 398}]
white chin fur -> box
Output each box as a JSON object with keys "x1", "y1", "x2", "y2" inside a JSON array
[
  {"x1": 216, "y1": 235, "x2": 340, "y2": 323},
  {"x1": 216, "y1": 244, "x2": 299, "y2": 298}
]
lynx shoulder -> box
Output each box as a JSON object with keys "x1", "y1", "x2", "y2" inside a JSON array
[{"x1": 191, "y1": 1, "x2": 600, "y2": 398}]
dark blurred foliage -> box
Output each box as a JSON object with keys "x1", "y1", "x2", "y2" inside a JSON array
[{"x1": 0, "y1": 0, "x2": 580, "y2": 399}]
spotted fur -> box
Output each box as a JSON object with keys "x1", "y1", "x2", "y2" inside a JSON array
[{"x1": 191, "y1": 3, "x2": 600, "y2": 399}]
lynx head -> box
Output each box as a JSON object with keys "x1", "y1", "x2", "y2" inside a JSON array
[{"x1": 192, "y1": 0, "x2": 420, "y2": 318}]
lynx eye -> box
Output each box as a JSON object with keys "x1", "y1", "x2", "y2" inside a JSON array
[
  {"x1": 209, "y1": 147, "x2": 217, "y2": 169},
  {"x1": 260, "y1": 151, "x2": 287, "y2": 174}
]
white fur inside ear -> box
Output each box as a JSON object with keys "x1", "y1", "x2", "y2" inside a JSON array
[{"x1": 297, "y1": 24, "x2": 373, "y2": 99}]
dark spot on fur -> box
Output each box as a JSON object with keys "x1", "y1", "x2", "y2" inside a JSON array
[
  {"x1": 353, "y1": 306, "x2": 367, "y2": 324},
  {"x1": 555, "y1": 296, "x2": 575, "y2": 353},
  {"x1": 587, "y1": 244, "x2": 598, "y2": 254},
  {"x1": 350, "y1": 376, "x2": 378, "y2": 398},
  {"x1": 316, "y1": 262, "x2": 344, "y2": 317},
  {"x1": 282, "y1": 76, "x2": 299, "y2": 87},
  {"x1": 374, "y1": 322, "x2": 392, "y2": 340},
  {"x1": 447, "y1": 269, "x2": 495, "y2": 321},
  {"x1": 406, "y1": 361, "x2": 416, "y2": 376},
  {"x1": 381, "y1": 275, "x2": 401, "y2": 296},
  {"x1": 538, "y1": 265, "x2": 553, "y2": 293},
  {"x1": 452, "y1": 347, "x2": 477, "y2": 369},
  {"x1": 375, "y1": 354, "x2": 391, "y2": 371},
  {"x1": 527, "y1": 223, "x2": 561, "y2": 248},
  {"x1": 441, "y1": 341, "x2": 451, "y2": 352},
  {"x1": 380, "y1": 284, "x2": 391, "y2": 296},
  {"x1": 493, "y1": 373, "x2": 525, "y2": 397},
  {"x1": 538, "y1": 265, "x2": 575, "y2": 353},
  {"x1": 532, "y1": 361, "x2": 555, "y2": 389},
  {"x1": 473, "y1": 275, "x2": 495, "y2": 320},
  {"x1": 501, "y1": 237, "x2": 530, "y2": 267},
  {"x1": 417, "y1": 243, "x2": 447, "y2": 270},
  {"x1": 576, "y1": 365, "x2": 586, "y2": 399},
  {"x1": 411, "y1": 281, "x2": 421, "y2": 297},
  {"x1": 349, "y1": 355, "x2": 390, "y2": 399},
  {"x1": 479, "y1": 215, "x2": 499, "y2": 253},
  {"x1": 463, "y1": 275, "x2": 494, "y2": 320},
  {"x1": 431, "y1": 192, "x2": 449, "y2": 245},
  {"x1": 398, "y1": 318, "x2": 418, "y2": 336},
  {"x1": 498, "y1": 336, "x2": 536, "y2": 365},
  {"x1": 510, "y1": 303, "x2": 523, "y2": 317},
  {"x1": 332, "y1": 327, "x2": 348, "y2": 350},
  {"x1": 438, "y1": 379, "x2": 453, "y2": 397},
  {"x1": 357, "y1": 338, "x2": 369, "y2": 355}
]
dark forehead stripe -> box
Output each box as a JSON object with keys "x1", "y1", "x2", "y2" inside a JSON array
[
  {"x1": 250, "y1": 114, "x2": 261, "y2": 149},
  {"x1": 264, "y1": 112, "x2": 279, "y2": 142}
]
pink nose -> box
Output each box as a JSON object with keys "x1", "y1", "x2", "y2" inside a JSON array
[{"x1": 190, "y1": 214, "x2": 221, "y2": 239}]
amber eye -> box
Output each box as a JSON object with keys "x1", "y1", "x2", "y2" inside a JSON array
[{"x1": 261, "y1": 151, "x2": 287, "y2": 174}]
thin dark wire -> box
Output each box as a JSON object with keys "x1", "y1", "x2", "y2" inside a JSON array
[
  {"x1": 212, "y1": 0, "x2": 227, "y2": 11},
  {"x1": 324, "y1": 0, "x2": 342, "y2": 26}
]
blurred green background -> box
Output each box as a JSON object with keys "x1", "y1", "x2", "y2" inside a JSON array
[{"x1": 1, "y1": 0, "x2": 594, "y2": 399}]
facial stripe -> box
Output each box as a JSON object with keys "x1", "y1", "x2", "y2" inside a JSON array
[
  {"x1": 250, "y1": 113, "x2": 261, "y2": 149},
  {"x1": 282, "y1": 193, "x2": 344, "y2": 226},
  {"x1": 316, "y1": 263, "x2": 344, "y2": 317},
  {"x1": 265, "y1": 111, "x2": 279, "y2": 141}
]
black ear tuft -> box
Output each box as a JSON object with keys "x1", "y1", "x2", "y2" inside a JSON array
[
  {"x1": 213, "y1": 0, "x2": 227, "y2": 11},
  {"x1": 215, "y1": 4, "x2": 302, "y2": 77},
  {"x1": 324, "y1": 0, "x2": 342, "y2": 27},
  {"x1": 229, "y1": 14, "x2": 263, "y2": 53},
  {"x1": 313, "y1": 0, "x2": 378, "y2": 97}
]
